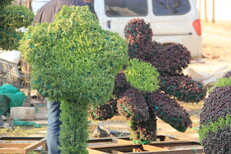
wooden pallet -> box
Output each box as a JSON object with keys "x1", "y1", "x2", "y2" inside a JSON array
[
  {"x1": 0, "y1": 135, "x2": 203, "y2": 154},
  {"x1": 87, "y1": 136, "x2": 204, "y2": 154},
  {"x1": 0, "y1": 137, "x2": 46, "y2": 154}
]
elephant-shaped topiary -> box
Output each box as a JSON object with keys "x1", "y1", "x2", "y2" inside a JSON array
[
  {"x1": 19, "y1": 6, "x2": 128, "y2": 153},
  {"x1": 0, "y1": 0, "x2": 34, "y2": 51},
  {"x1": 90, "y1": 19, "x2": 207, "y2": 144},
  {"x1": 199, "y1": 71, "x2": 231, "y2": 154}
]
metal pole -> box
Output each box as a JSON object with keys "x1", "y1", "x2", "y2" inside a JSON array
[
  {"x1": 204, "y1": 0, "x2": 208, "y2": 22},
  {"x1": 212, "y1": 0, "x2": 215, "y2": 23}
]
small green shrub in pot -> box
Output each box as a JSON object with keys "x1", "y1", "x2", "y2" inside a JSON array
[{"x1": 19, "y1": 6, "x2": 128, "y2": 153}]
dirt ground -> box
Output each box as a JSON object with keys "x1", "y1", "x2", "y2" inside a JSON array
[{"x1": 201, "y1": 21, "x2": 231, "y2": 60}]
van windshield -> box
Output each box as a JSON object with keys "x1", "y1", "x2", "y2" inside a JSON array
[
  {"x1": 105, "y1": 0, "x2": 148, "y2": 17},
  {"x1": 152, "y1": 0, "x2": 191, "y2": 16}
]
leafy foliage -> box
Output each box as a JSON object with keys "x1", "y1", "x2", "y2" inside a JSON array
[
  {"x1": 20, "y1": 6, "x2": 128, "y2": 105},
  {"x1": 19, "y1": 6, "x2": 128, "y2": 153},
  {"x1": 59, "y1": 101, "x2": 89, "y2": 154},
  {"x1": 0, "y1": 4, "x2": 34, "y2": 50},
  {"x1": 210, "y1": 77, "x2": 231, "y2": 91},
  {"x1": 201, "y1": 126, "x2": 231, "y2": 154},
  {"x1": 159, "y1": 75, "x2": 206, "y2": 102},
  {"x1": 199, "y1": 115, "x2": 231, "y2": 141},
  {"x1": 0, "y1": 0, "x2": 13, "y2": 8},
  {"x1": 113, "y1": 72, "x2": 130, "y2": 96},
  {"x1": 89, "y1": 98, "x2": 117, "y2": 120},
  {"x1": 125, "y1": 59, "x2": 160, "y2": 92},
  {"x1": 148, "y1": 90, "x2": 192, "y2": 132},
  {"x1": 150, "y1": 44, "x2": 191, "y2": 75},
  {"x1": 223, "y1": 70, "x2": 231, "y2": 78},
  {"x1": 124, "y1": 18, "x2": 159, "y2": 62},
  {"x1": 92, "y1": 18, "x2": 206, "y2": 143},
  {"x1": 130, "y1": 109, "x2": 157, "y2": 144},
  {"x1": 117, "y1": 88, "x2": 149, "y2": 123},
  {"x1": 200, "y1": 86, "x2": 231, "y2": 126},
  {"x1": 199, "y1": 85, "x2": 231, "y2": 154},
  {"x1": 124, "y1": 18, "x2": 153, "y2": 45}
]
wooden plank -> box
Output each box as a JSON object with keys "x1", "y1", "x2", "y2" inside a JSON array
[
  {"x1": 88, "y1": 141, "x2": 203, "y2": 154},
  {"x1": 123, "y1": 148, "x2": 204, "y2": 154},
  {"x1": 112, "y1": 150, "x2": 124, "y2": 154},
  {"x1": 133, "y1": 148, "x2": 143, "y2": 152},
  {"x1": 24, "y1": 138, "x2": 47, "y2": 153},
  {"x1": 88, "y1": 138, "x2": 113, "y2": 143},
  {"x1": 149, "y1": 141, "x2": 201, "y2": 147},
  {"x1": 89, "y1": 144, "x2": 141, "y2": 153},
  {"x1": 0, "y1": 143, "x2": 30, "y2": 148},
  {"x1": 116, "y1": 139, "x2": 133, "y2": 144},
  {"x1": 142, "y1": 145, "x2": 166, "y2": 151},
  {"x1": 0, "y1": 148, "x2": 25, "y2": 154},
  {"x1": 87, "y1": 148, "x2": 106, "y2": 154},
  {"x1": 0, "y1": 136, "x2": 44, "y2": 141}
]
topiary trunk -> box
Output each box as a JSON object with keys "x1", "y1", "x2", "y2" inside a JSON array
[{"x1": 59, "y1": 101, "x2": 89, "y2": 154}]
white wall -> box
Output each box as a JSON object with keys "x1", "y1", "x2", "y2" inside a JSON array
[{"x1": 196, "y1": 0, "x2": 231, "y2": 21}]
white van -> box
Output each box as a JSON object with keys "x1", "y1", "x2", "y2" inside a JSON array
[
  {"x1": 93, "y1": 0, "x2": 202, "y2": 58},
  {"x1": 32, "y1": 0, "x2": 202, "y2": 58}
]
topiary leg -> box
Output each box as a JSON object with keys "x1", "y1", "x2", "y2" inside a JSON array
[
  {"x1": 130, "y1": 108, "x2": 157, "y2": 144},
  {"x1": 59, "y1": 100, "x2": 89, "y2": 154}
]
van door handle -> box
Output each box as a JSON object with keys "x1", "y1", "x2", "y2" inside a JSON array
[{"x1": 107, "y1": 20, "x2": 111, "y2": 29}]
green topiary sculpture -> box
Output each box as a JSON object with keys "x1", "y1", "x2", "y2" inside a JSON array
[
  {"x1": 19, "y1": 6, "x2": 128, "y2": 153},
  {"x1": 0, "y1": 0, "x2": 34, "y2": 51}
]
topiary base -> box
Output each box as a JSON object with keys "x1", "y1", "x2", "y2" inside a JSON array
[{"x1": 59, "y1": 100, "x2": 89, "y2": 154}]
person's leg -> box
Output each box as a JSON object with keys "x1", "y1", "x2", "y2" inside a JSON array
[{"x1": 47, "y1": 100, "x2": 61, "y2": 154}]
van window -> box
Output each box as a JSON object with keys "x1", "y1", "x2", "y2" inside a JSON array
[
  {"x1": 152, "y1": 0, "x2": 190, "y2": 16},
  {"x1": 104, "y1": 0, "x2": 148, "y2": 17}
]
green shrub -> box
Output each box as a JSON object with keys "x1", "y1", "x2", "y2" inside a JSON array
[
  {"x1": 199, "y1": 115, "x2": 231, "y2": 141},
  {"x1": 0, "y1": 0, "x2": 13, "y2": 8},
  {"x1": 0, "y1": 4, "x2": 33, "y2": 50},
  {"x1": 19, "y1": 6, "x2": 128, "y2": 153},
  {"x1": 20, "y1": 6, "x2": 128, "y2": 105},
  {"x1": 210, "y1": 77, "x2": 231, "y2": 91},
  {"x1": 125, "y1": 59, "x2": 159, "y2": 92}
]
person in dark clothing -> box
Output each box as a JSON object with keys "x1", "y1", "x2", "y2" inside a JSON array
[
  {"x1": 34, "y1": 0, "x2": 96, "y2": 23},
  {"x1": 33, "y1": 0, "x2": 97, "y2": 153}
]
